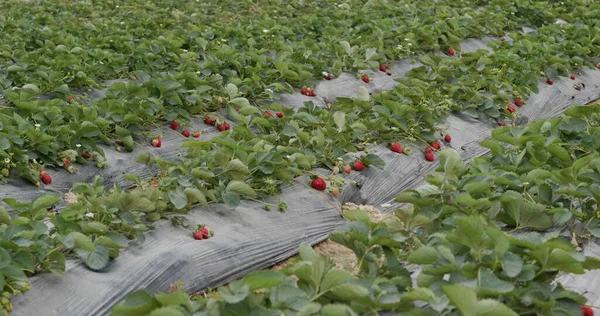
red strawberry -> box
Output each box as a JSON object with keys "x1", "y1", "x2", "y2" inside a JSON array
[
  {"x1": 444, "y1": 135, "x2": 451, "y2": 143},
  {"x1": 117, "y1": 141, "x2": 125, "y2": 146},
  {"x1": 391, "y1": 142, "x2": 402, "y2": 153},
  {"x1": 224, "y1": 122, "x2": 231, "y2": 130},
  {"x1": 41, "y1": 173, "x2": 52, "y2": 185},
  {"x1": 264, "y1": 111, "x2": 273, "y2": 117},
  {"x1": 151, "y1": 138, "x2": 162, "y2": 147},
  {"x1": 182, "y1": 130, "x2": 190, "y2": 138},
  {"x1": 581, "y1": 305, "x2": 594, "y2": 316},
  {"x1": 309, "y1": 90, "x2": 316, "y2": 97},
  {"x1": 379, "y1": 64, "x2": 387, "y2": 72},
  {"x1": 204, "y1": 117, "x2": 215, "y2": 126},
  {"x1": 426, "y1": 147, "x2": 433, "y2": 154},
  {"x1": 431, "y1": 141, "x2": 441, "y2": 150},
  {"x1": 311, "y1": 177, "x2": 327, "y2": 191},
  {"x1": 447, "y1": 48, "x2": 455, "y2": 56},
  {"x1": 362, "y1": 75, "x2": 370, "y2": 83},
  {"x1": 200, "y1": 226, "x2": 210, "y2": 239},
  {"x1": 276, "y1": 112, "x2": 283, "y2": 118},
  {"x1": 63, "y1": 158, "x2": 69, "y2": 167},
  {"x1": 498, "y1": 121, "x2": 507, "y2": 126},
  {"x1": 323, "y1": 73, "x2": 332, "y2": 80},
  {"x1": 68, "y1": 95, "x2": 74, "y2": 102},
  {"x1": 301, "y1": 88, "x2": 307, "y2": 95},
  {"x1": 507, "y1": 105, "x2": 516, "y2": 113},
  {"x1": 597, "y1": 63, "x2": 600, "y2": 69},
  {"x1": 294, "y1": 174, "x2": 299, "y2": 178},
  {"x1": 193, "y1": 131, "x2": 200, "y2": 138},
  {"x1": 514, "y1": 98, "x2": 523, "y2": 107},
  {"x1": 425, "y1": 152, "x2": 435, "y2": 162},
  {"x1": 353, "y1": 161, "x2": 365, "y2": 171},
  {"x1": 193, "y1": 230, "x2": 203, "y2": 240},
  {"x1": 344, "y1": 165, "x2": 351, "y2": 174},
  {"x1": 218, "y1": 124, "x2": 227, "y2": 132},
  {"x1": 546, "y1": 78, "x2": 553, "y2": 85},
  {"x1": 170, "y1": 121, "x2": 179, "y2": 130},
  {"x1": 570, "y1": 75, "x2": 576, "y2": 80}
]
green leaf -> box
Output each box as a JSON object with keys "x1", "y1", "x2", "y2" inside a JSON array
[
  {"x1": 0, "y1": 207, "x2": 11, "y2": 225},
  {"x1": 229, "y1": 97, "x2": 250, "y2": 108},
  {"x1": 226, "y1": 181, "x2": 257, "y2": 197},
  {"x1": 31, "y1": 195, "x2": 61, "y2": 210},
  {"x1": 147, "y1": 306, "x2": 185, "y2": 316},
  {"x1": 111, "y1": 290, "x2": 161, "y2": 316},
  {"x1": 169, "y1": 189, "x2": 188, "y2": 210},
  {"x1": 407, "y1": 246, "x2": 440, "y2": 264},
  {"x1": 0, "y1": 248, "x2": 11, "y2": 269},
  {"x1": 64, "y1": 232, "x2": 95, "y2": 251},
  {"x1": 84, "y1": 245, "x2": 110, "y2": 271},
  {"x1": 320, "y1": 269, "x2": 355, "y2": 293},
  {"x1": 224, "y1": 159, "x2": 249, "y2": 180},
  {"x1": 241, "y1": 270, "x2": 286, "y2": 291},
  {"x1": 333, "y1": 111, "x2": 346, "y2": 133},
  {"x1": 219, "y1": 284, "x2": 249, "y2": 304},
  {"x1": 225, "y1": 83, "x2": 238, "y2": 99},
  {"x1": 184, "y1": 188, "x2": 208, "y2": 207},
  {"x1": 546, "y1": 144, "x2": 570, "y2": 161},
  {"x1": 356, "y1": 86, "x2": 370, "y2": 101},
  {"x1": 502, "y1": 252, "x2": 524, "y2": 278},
  {"x1": 330, "y1": 283, "x2": 370, "y2": 300},
  {"x1": 477, "y1": 267, "x2": 514, "y2": 295}
]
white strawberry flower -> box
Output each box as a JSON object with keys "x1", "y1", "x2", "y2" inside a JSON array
[
  {"x1": 263, "y1": 29, "x2": 269, "y2": 33},
  {"x1": 4, "y1": 158, "x2": 10, "y2": 164},
  {"x1": 85, "y1": 212, "x2": 94, "y2": 218},
  {"x1": 76, "y1": 144, "x2": 82, "y2": 148},
  {"x1": 35, "y1": 123, "x2": 41, "y2": 127},
  {"x1": 265, "y1": 88, "x2": 273, "y2": 94}
]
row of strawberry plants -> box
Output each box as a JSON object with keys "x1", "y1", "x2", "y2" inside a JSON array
[
  {"x1": 109, "y1": 103, "x2": 600, "y2": 315},
  {"x1": 0, "y1": 0, "x2": 598, "y2": 184}
]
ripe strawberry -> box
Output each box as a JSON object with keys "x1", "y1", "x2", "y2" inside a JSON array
[
  {"x1": 63, "y1": 158, "x2": 69, "y2": 167},
  {"x1": 200, "y1": 226, "x2": 210, "y2": 239},
  {"x1": 362, "y1": 75, "x2": 370, "y2": 83},
  {"x1": 117, "y1": 141, "x2": 125, "y2": 146},
  {"x1": 276, "y1": 112, "x2": 284, "y2": 118},
  {"x1": 379, "y1": 64, "x2": 387, "y2": 72},
  {"x1": 323, "y1": 73, "x2": 332, "y2": 80},
  {"x1": 309, "y1": 90, "x2": 316, "y2": 97},
  {"x1": 81, "y1": 150, "x2": 92, "y2": 159},
  {"x1": 193, "y1": 230, "x2": 203, "y2": 240},
  {"x1": 204, "y1": 117, "x2": 216, "y2": 126},
  {"x1": 311, "y1": 177, "x2": 327, "y2": 191},
  {"x1": 507, "y1": 105, "x2": 516, "y2": 113},
  {"x1": 151, "y1": 137, "x2": 162, "y2": 147},
  {"x1": 170, "y1": 121, "x2": 179, "y2": 130},
  {"x1": 514, "y1": 98, "x2": 523, "y2": 107},
  {"x1": 498, "y1": 121, "x2": 507, "y2": 126},
  {"x1": 444, "y1": 135, "x2": 451, "y2": 143},
  {"x1": 426, "y1": 147, "x2": 433, "y2": 154},
  {"x1": 570, "y1": 75, "x2": 576, "y2": 80},
  {"x1": 264, "y1": 111, "x2": 273, "y2": 117},
  {"x1": 447, "y1": 48, "x2": 455, "y2": 56},
  {"x1": 546, "y1": 78, "x2": 553, "y2": 85},
  {"x1": 581, "y1": 305, "x2": 594, "y2": 316},
  {"x1": 344, "y1": 165, "x2": 351, "y2": 174},
  {"x1": 597, "y1": 63, "x2": 600, "y2": 69},
  {"x1": 391, "y1": 142, "x2": 402, "y2": 153},
  {"x1": 68, "y1": 95, "x2": 74, "y2": 102},
  {"x1": 353, "y1": 161, "x2": 365, "y2": 171},
  {"x1": 425, "y1": 152, "x2": 435, "y2": 162},
  {"x1": 431, "y1": 141, "x2": 441, "y2": 151},
  {"x1": 301, "y1": 88, "x2": 307, "y2": 95},
  {"x1": 182, "y1": 130, "x2": 190, "y2": 138},
  {"x1": 218, "y1": 123, "x2": 231, "y2": 131},
  {"x1": 41, "y1": 173, "x2": 52, "y2": 185},
  {"x1": 193, "y1": 131, "x2": 200, "y2": 138}
]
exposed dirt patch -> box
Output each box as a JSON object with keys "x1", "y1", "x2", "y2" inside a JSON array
[{"x1": 272, "y1": 203, "x2": 386, "y2": 271}]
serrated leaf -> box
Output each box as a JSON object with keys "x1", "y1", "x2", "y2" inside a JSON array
[
  {"x1": 226, "y1": 181, "x2": 257, "y2": 197},
  {"x1": 241, "y1": 270, "x2": 286, "y2": 291},
  {"x1": 184, "y1": 188, "x2": 208, "y2": 207},
  {"x1": 333, "y1": 111, "x2": 346, "y2": 133},
  {"x1": 84, "y1": 245, "x2": 110, "y2": 271}
]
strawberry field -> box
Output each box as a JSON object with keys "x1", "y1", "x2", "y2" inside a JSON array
[{"x1": 1, "y1": 0, "x2": 600, "y2": 315}]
